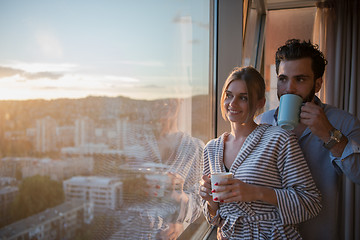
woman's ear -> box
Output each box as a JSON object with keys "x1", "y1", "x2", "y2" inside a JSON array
[{"x1": 257, "y1": 97, "x2": 266, "y2": 110}]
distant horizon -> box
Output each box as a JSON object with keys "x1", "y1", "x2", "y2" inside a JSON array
[{"x1": 0, "y1": 92, "x2": 209, "y2": 102}]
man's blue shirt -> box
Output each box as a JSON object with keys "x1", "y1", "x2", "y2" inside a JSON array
[{"x1": 256, "y1": 96, "x2": 360, "y2": 240}]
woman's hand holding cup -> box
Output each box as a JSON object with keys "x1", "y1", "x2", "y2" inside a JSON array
[
  {"x1": 199, "y1": 174, "x2": 219, "y2": 217},
  {"x1": 199, "y1": 174, "x2": 213, "y2": 202},
  {"x1": 210, "y1": 172, "x2": 233, "y2": 202}
]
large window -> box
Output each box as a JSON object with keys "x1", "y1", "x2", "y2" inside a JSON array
[
  {"x1": 263, "y1": 6, "x2": 317, "y2": 111},
  {"x1": 0, "y1": 1, "x2": 212, "y2": 239},
  {"x1": 242, "y1": 1, "x2": 316, "y2": 112}
]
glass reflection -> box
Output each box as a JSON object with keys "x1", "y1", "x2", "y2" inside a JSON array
[
  {"x1": 111, "y1": 98, "x2": 204, "y2": 239},
  {"x1": 0, "y1": 0, "x2": 210, "y2": 239}
]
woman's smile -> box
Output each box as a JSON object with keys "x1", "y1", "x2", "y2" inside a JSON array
[{"x1": 228, "y1": 108, "x2": 241, "y2": 114}]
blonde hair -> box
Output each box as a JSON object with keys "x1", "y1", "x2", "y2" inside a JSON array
[{"x1": 220, "y1": 66, "x2": 265, "y2": 121}]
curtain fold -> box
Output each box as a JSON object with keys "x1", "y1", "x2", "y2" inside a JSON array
[
  {"x1": 312, "y1": 1, "x2": 335, "y2": 103},
  {"x1": 313, "y1": 0, "x2": 359, "y2": 239}
]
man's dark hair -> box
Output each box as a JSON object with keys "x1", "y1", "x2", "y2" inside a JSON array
[{"x1": 275, "y1": 39, "x2": 328, "y2": 80}]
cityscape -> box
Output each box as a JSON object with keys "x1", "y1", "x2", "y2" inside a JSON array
[
  {"x1": 0, "y1": 1, "x2": 211, "y2": 239},
  {"x1": 0, "y1": 94, "x2": 210, "y2": 239}
]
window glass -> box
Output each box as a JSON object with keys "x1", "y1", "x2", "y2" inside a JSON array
[
  {"x1": 242, "y1": 4, "x2": 260, "y2": 67},
  {"x1": 0, "y1": 1, "x2": 211, "y2": 239},
  {"x1": 263, "y1": 7, "x2": 316, "y2": 111}
]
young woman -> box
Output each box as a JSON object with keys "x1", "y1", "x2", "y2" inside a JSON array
[{"x1": 199, "y1": 66, "x2": 321, "y2": 239}]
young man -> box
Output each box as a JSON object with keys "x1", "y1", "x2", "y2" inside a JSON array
[{"x1": 256, "y1": 39, "x2": 360, "y2": 240}]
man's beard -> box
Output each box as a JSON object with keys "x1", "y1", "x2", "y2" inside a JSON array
[{"x1": 302, "y1": 84, "x2": 316, "y2": 103}]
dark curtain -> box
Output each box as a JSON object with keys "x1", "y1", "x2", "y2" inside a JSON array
[{"x1": 314, "y1": 0, "x2": 360, "y2": 239}]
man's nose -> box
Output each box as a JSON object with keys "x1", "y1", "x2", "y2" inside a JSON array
[{"x1": 285, "y1": 80, "x2": 296, "y2": 94}]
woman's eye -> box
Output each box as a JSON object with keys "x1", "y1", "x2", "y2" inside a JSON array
[{"x1": 240, "y1": 96, "x2": 248, "y2": 101}]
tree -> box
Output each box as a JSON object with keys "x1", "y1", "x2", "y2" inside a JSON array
[{"x1": 10, "y1": 175, "x2": 64, "y2": 222}]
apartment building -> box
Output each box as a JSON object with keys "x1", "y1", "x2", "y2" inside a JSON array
[
  {"x1": 0, "y1": 200, "x2": 93, "y2": 240},
  {"x1": 63, "y1": 176, "x2": 122, "y2": 213}
]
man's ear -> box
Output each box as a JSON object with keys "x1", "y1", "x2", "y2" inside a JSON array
[{"x1": 315, "y1": 77, "x2": 323, "y2": 93}]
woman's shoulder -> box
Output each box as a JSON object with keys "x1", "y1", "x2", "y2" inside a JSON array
[
  {"x1": 266, "y1": 124, "x2": 290, "y2": 133},
  {"x1": 204, "y1": 133, "x2": 228, "y2": 149},
  {"x1": 260, "y1": 124, "x2": 295, "y2": 140}
]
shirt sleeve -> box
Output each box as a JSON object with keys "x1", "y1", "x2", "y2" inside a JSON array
[
  {"x1": 330, "y1": 114, "x2": 360, "y2": 184},
  {"x1": 274, "y1": 134, "x2": 322, "y2": 225}
]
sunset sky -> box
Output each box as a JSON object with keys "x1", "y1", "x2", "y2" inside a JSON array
[{"x1": 0, "y1": 0, "x2": 210, "y2": 100}]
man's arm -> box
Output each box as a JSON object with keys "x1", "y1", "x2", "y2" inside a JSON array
[
  {"x1": 327, "y1": 136, "x2": 349, "y2": 158},
  {"x1": 300, "y1": 102, "x2": 360, "y2": 184}
]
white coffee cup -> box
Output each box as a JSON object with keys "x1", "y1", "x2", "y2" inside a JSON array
[
  {"x1": 211, "y1": 172, "x2": 233, "y2": 202},
  {"x1": 145, "y1": 174, "x2": 169, "y2": 197}
]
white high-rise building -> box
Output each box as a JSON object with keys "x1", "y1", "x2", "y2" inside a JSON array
[
  {"x1": 115, "y1": 118, "x2": 128, "y2": 150},
  {"x1": 35, "y1": 116, "x2": 57, "y2": 153},
  {"x1": 74, "y1": 117, "x2": 95, "y2": 147},
  {"x1": 63, "y1": 176, "x2": 122, "y2": 213}
]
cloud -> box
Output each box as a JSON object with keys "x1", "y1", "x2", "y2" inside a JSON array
[
  {"x1": 24, "y1": 71, "x2": 63, "y2": 80},
  {"x1": 37, "y1": 86, "x2": 61, "y2": 90},
  {"x1": 141, "y1": 84, "x2": 164, "y2": 89},
  {"x1": 172, "y1": 14, "x2": 209, "y2": 29},
  {"x1": 0, "y1": 66, "x2": 24, "y2": 78},
  {"x1": 173, "y1": 15, "x2": 192, "y2": 24},
  {"x1": 13, "y1": 62, "x2": 77, "y2": 72},
  {"x1": 0, "y1": 65, "x2": 63, "y2": 80}
]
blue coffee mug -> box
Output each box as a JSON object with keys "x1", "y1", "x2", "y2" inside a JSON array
[{"x1": 278, "y1": 94, "x2": 303, "y2": 130}]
